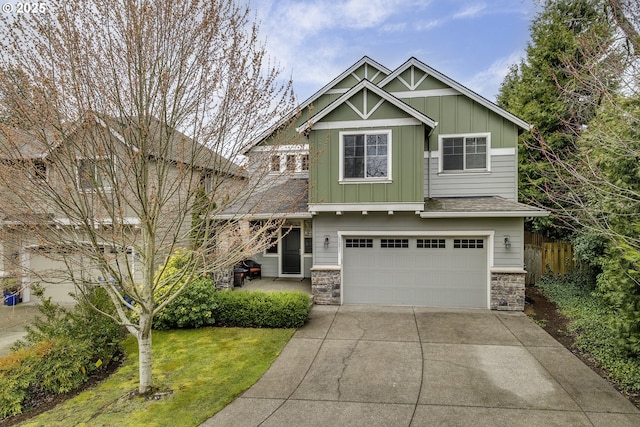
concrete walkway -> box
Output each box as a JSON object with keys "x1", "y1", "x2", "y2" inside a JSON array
[
  {"x1": 0, "y1": 302, "x2": 40, "y2": 356},
  {"x1": 203, "y1": 305, "x2": 640, "y2": 427}
]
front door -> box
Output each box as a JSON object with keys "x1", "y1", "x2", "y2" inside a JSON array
[{"x1": 281, "y1": 228, "x2": 301, "y2": 275}]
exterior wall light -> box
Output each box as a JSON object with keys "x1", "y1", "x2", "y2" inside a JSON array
[
  {"x1": 504, "y1": 236, "x2": 511, "y2": 249},
  {"x1": 324, "y1": 235, "x2": 330, "y2": 248}
]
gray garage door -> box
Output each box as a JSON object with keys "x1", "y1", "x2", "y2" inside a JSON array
[{"x1": 342, "y1": 236, "x2": 488, "y2": 307}]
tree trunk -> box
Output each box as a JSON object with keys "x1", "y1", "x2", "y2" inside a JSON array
[{"x1": 138, "y1": 331, "x2": 152, "y2": 394}]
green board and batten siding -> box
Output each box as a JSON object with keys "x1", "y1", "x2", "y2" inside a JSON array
[{"x1": 309, "y1": 124, "x2": 424, "y2": 205}]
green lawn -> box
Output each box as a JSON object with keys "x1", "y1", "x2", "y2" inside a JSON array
[{"x1": 19, "y1": 327, "x2": 294, "y2": 427}]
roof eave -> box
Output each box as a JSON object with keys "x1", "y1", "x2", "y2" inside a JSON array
[
  {"x1": 296, "y1": 80, "x2": 437, "y2": 133},
  {"x1": 380, "y1": 57, "x2": 531, "y2": 131},
  {"x1": 419, "y1": 210, "x2": 550, "y2": 218}
]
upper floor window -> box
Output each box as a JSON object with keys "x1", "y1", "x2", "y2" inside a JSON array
[
  {"x1": 269, "y1": 153, "x2": 309, "y2": 174},
  {"x1": 200, "y1": 172, "x2": 213, "y2": 193},
  {"x1": 286, "y1": 154, "x2": 297, "y2": 172},
  {"x1": 77, "y1": 158, "x2": 112, "y2": 191},
  {"x1": 340, "y1": 130, "x2": 391, "y2": 181},
  {"x1": 440, "y1": 133, "x2": 489, "y2": 172},
  {"x1": 270, "y1": 155, "x2": 281, "y2": 172}
]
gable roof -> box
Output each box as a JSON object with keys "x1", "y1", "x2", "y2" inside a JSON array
[
  {"x1": 296, "y1": 79, "x2": 438, "y2": 133},
  {"x1": 244, "y1": 56, "x2": 391, "y2": 153},
  {"x1": 379, "y1": 57, "x2": 531, "y2": 131},
  {"x1": 299, "y1": 56, "x2": 391, "y2": 111},
  {"x1": 0, "y1": 115, "x2": 243, "y2": 177}
]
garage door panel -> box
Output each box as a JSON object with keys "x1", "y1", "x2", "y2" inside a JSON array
[{"x1": 343, "y1": 237, "x2": 488, "y2": 308}]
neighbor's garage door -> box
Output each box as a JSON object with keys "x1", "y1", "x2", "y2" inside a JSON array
[
  {"x1": 342, "y1": 236, "x2": 488, "y2": 307},
  {"x1": 29, "y1": 251, "x2": 78, "y2": 304}
]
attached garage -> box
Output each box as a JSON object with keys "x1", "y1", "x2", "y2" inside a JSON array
[
  {"x1": 342, "y1": 235, "x2": 489, "y2": 308},
  {"x1": 28, "y1": 250, "x2": 79, "y2": 303}
]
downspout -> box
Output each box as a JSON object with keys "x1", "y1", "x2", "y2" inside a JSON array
[{"x1": 426, "y1": 126, "x2": 432, "y2": 200}]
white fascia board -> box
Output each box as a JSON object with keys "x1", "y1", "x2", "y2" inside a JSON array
[
  {"x1": 300, "y1": 56, "x2": 391, "y2": 110},
  {"x1": 313, "y1": 118, "x2": 421, "y2": 130},
  {"x1": 245, "y1": 57, "x2": 390, "y2": 153},
  {"x1": 379, "y1": 57, "x2": 531, "y2": 131},
  {"x1": 391, "y1": 88, "x2": 459, "y2": 98},
  {"x1": 297, "y1": 80, "x2": 437, "y2": 133},
  {"x1": 251, "y1": 144, "x2": 309, "y2": 152},
  {"x1": 420, "y1": 210, "x2": 549, "y2": 218},
  {"x1": 214, "y1": 212, "x2": 313, "y2": 220},
  {"x1": 308, "y1": 202, "x2": 425, "y2": 212}
]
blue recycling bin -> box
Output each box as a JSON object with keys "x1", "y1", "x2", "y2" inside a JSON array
[{"x1": 3, "y1": 292, "x2": 18, "y2": 306}]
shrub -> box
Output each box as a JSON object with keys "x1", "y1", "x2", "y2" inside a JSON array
[
  {"x1": 0, "y1": 349, "x2": 31, "y2": 418},
  {"x1": 17, "y1": 287, "x2": 125, "y2": 368},
  {"x1": 153, "y1": 275, "x2": 218, "y2": 330},
  {"x1": 0, "y1": 338, "x2": 97, "y2": 418},
  {"x1": 152, "y1": 288, "x2": 311, "y2": 330},
  {"x1": 597, "y1": 243, "x2": 640, "y2": 357},
  {"x1": 1, "y1": 288, "x2": 125, "y2": 419},
  {"x1": 538, "y1": 274, "x2": 640, "y2": 391},
  {"x1": 213, "y1": 291, "x2": 311, "y2": 328}
]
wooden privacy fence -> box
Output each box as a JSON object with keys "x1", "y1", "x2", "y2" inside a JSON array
[
  {"x1": 542, "y1": 241, "x2": 575, "y2": 276},
  {"x1": 524, "y1": 232, "x2": 575, "y2": 285}
]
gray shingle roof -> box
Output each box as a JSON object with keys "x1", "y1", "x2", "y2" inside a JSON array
[
  {"x1": 422, "y1": 196, "x2": 548, "y2": 217},
  {"x1": 217, "y1": 178, "x2": 309, "y2": 218}
]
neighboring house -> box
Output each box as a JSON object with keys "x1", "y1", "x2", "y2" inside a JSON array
[
  {"x1": 0, "y1": 115, "x2": 241, "y2": 303},
  {"x1": 232, "y1": 56, "x2": 547, "y2": 310}
]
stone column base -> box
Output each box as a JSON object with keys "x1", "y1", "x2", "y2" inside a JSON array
[
  {"x1": 310, "y1": 266, "x2": 341, "y2": 305},
  {"x1": 490, "y1": 268, "x2": 526, "y2": 311}
]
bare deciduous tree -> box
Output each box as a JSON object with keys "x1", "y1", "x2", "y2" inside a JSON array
[{"x1": 0, "y1": 0, "x2": 296, "y2": 394}]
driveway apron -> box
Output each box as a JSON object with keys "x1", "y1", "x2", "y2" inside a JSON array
[{"x1": 202, "y1": 305, "x2": 640, "y2": 427}]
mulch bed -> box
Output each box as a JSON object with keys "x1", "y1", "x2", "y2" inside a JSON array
[{"x1": 525, "y1": 285, "x2": 640, "y2": 410}]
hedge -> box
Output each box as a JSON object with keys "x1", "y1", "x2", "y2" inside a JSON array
[{"x1": 153, "y1": 288, "x2": 311, "y2": 330}]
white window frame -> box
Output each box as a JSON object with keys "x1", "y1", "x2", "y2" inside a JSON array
[
  {"x1": 76, "y1": 157, "x2": 113, "y2": 192},
  {"x1": 268, "y1": 153, "x2": 310, "y2": 175},
  {"x1": 339, "y1": 130, "x2": 392, "y2": 183},
  {"x1": 438, "y1": 132, "x2": 490, "y2": 173}
]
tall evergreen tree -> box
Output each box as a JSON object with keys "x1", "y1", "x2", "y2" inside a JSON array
[{"x1": 497, "y1": 0, "x2": 612, "y2": 238}]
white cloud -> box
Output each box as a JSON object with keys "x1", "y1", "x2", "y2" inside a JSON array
[
  {"x1": 382, "y1": 22, "x2": 407, "y2": 32},
  {"x1": 453, "y1": 3, "x2": 487, "y2": 20},
  {"x1": 416, "y1": 19, "x2": 443, "y2": 31},
  {"x1": 464, "y1": 50, "x2": 524, "y2": 100}
]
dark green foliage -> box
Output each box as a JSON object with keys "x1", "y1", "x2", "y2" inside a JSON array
[
  {"x1": 597, "y1": 244, "x2": 640, "y2": 357},
  {"x1": 212, "y1": 291, "x2": 311, "y2": 328},
  {"x1": 497, "y1": 0, "x2": 612, "y2": 237},
  {"x1": 17, "y1": 287, "x2": 125, "y2": 365},
  {"x1": 152, "y1": 289, "x2": 311, "y2": 330},
  {"x1": 572, "y1": 231, "x2": 607, "y2": 269},
  {"x1": 538, "y1": 272, "x2": 640, "y2": 390},
  {"x1": 153, "y1": 276, "x2": 218, "y2": 330},
  {"x1": 0, "y1": 288, "x2": 125, "y2": 419}
]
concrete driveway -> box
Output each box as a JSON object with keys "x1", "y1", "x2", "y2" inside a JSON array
[{"x1": 203, "y1": 305, "x2": 640, "y2": 427}]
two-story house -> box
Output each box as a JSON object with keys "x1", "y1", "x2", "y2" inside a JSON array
[
  {"x1": 234, "y1": 56, "x2": 547, "y2": 311},
  {"x1": 0, "y1": 115, "x2": 241, "y2": 304}
]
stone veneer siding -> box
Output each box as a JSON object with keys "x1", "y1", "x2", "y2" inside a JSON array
[
  {"x1": 310, "y1": 267, "x2": 341, "y2": 305},
  {"x1": 490, "y1": 270, "x2": 526, "y2": 311}
]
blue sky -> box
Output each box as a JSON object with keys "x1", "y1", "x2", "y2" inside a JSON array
[{"x1": 253, "y1": 0, "x2": 542, "y2": 103}]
